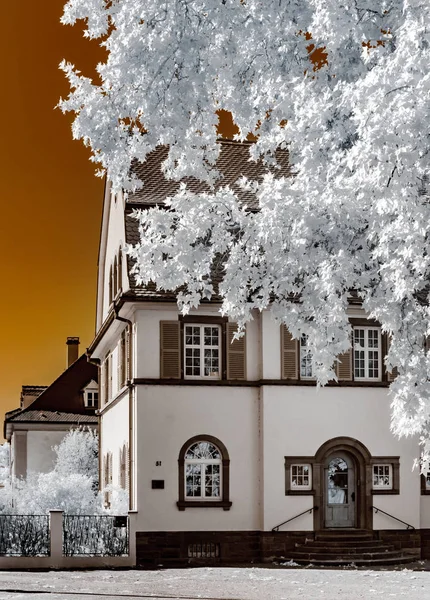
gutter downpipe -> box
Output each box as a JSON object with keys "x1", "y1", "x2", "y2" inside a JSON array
[{"x1": 114, "y1": 303, "x2": 135, "y2": 512}]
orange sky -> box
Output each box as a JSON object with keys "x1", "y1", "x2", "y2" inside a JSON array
[{"x1": 0, "y1": 2, "x2": 105, "y2": 422}]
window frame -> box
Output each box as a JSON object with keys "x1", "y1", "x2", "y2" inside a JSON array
[
  {"x1": 291, "y1": 463, "x2": 313, "y2": 491},
  {"x1": 184, "y1": 443, "x2": 223, "y2": 501},
  {"x1": 177, "y1": 435, "x2": 232, "y2": 510},
  {"x1": 353, "y1": 326, "x2": 382, "y2": 382},
  {"x1": 85, "y1": 390, "x2": 99, "y2": 409},
  {"x1": 420, "y1": 472, "x2": 430, "y2": 495},
  {"x1": 184, "y1": 324, "x2": 222, "y2": 380},
  {"x1": 299, "y1": 334, "x2": 315, "y2": 380},
  {"x1": 372, "y1": 463, "x2": 393, "y2": 490},
  {"x1": 370, "y1": 457, "x2": 400, "y2": 495},
  {"x1": 285, "y1": 457, "x2": 315, "y2": 496}
]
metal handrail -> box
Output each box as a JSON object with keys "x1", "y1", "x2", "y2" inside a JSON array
[
  {"x1": 372, "y1": 506, "x2": 415, "y2": 530},
  {"x1": 272, "y1": 507, "x2": 318, "y2": 532}
]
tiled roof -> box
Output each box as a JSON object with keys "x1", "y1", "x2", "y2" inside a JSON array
[
  {"x1": 124, "y1": 140, "x2": 290, "y2": 301},
  {"x1": 7, "y1": 410, "x2": 98, "y2": 424},
  {"x1": 127, "y1": 140, "x2": 291, "y2": 209}
]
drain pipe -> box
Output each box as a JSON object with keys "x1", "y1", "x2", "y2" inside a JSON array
[{"x1": 114, "y1": 304, "x2": 135, "y2": 512}]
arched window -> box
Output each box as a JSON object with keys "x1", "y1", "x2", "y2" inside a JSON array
[
  {"x1": 117, "y1": 247, "x2": 123, "y2": 293},
  {"x1": 108, "y1": 265, "x2": 113, "y2": 305},
  {"x1": 113, "y1": 256, "x2": 118, "y2": 298},
  {"x1": 177, "y1": 435, "x2": 231, "y2": 511}
]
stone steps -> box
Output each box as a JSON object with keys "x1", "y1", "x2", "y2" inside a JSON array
[{"x1": 287, "y1": 530, "x2": 416, "y2": 567}]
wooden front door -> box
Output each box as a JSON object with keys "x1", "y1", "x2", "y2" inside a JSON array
[{"x1": 324, "y1": 452, "x2": 356, "y2": 528}]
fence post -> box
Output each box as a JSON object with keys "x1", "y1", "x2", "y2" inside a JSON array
[
  {"x1": 49, "y1": 510, "x2": 63, "y2": 566},
  {"x1": 128, "y1": 510, "x2": 138, "y2": 566}
]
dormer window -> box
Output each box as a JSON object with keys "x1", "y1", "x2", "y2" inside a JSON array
[
  {"x1": 82, "y1": 380, "x2": 99, "y2": 409},
  {"x1": 85, "y1": 391, "x2": 99, "y2": 409}
]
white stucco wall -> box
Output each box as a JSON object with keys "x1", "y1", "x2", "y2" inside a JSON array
[
  {"x1": 135, "y1": 385, "x2": 260, "y2": 532},
  {"x1": 26, "y1": 430, "x2": 70, "y2": 475},
  {"x1": 261, "y1": 385, "x2": 420, "y2": 531},
  {"x1": 101, "y1": 392, "x2": 130, "y2": 487}
]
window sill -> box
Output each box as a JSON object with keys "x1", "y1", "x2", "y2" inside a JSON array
[
  {"x1": 371, "y1": 488, "x2": 399, "y2": 495},
  {"x1": 177, "y1": 500, "x2": 232, "y2": 511},
  {"x1": 421, "y1": 489, "x2": 430, "y2": 496},
  {"x1": 286, "y1": 489, "x2": 315, "y2": 496}
]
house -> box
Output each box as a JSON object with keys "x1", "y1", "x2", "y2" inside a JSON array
[
  {"x1": 4, "y1": 338, "x2": 98, "y2": 479},
  {"x1": 88, "y1": 140, "x2": 430, "y2": 566}
]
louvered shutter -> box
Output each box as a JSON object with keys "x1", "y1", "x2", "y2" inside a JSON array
[
  {"x1": 160, "y1": 321, "x2": 181, "y2": 378},
  {"x1": 117, "y1": 339, "x2": 123, "y2": 390},
  {"x1": 386, "y1": 336, "x2": 398, "y2": 381},
  {"x1": 125, "y1": 443, "x2": 130, "y2": 493},
  {"x1": 125, "y1": 327, "x2": 131, "y2": 380},
  {"x1": 281, "y1": 325, "x2": 298, "y2": 379},
  {"x1": 118, "y1": 331, "x2": 126, "y2": 388},
  {"x1": 336, "y1": 348, "x2": 353, "y2": 381},
  {"x1": 226, "y1": 323, "x2": 247, "y2": 380},
  {"x1": 100, "y1": 363, "x2": 106, "y2": 406},
  {"x1": 119, "y1": 446, "x2": 125, "y2": 488}
]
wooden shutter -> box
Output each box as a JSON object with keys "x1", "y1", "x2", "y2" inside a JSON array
[
  {"x1": 125, "y1": 327, "x2": 131, "y2": 380},
  {"x1": 119, "y1": 446, "x2": 126, "y2": 489},
  {"x1": 226, "y1": 323, "x2": 247, "y2": 380},
  {"x1": 336, "y1": 348, "x2": 353, "y2": 381},
  {"x1": 125, "y1": 443, "x2": 130, "y2": 493},
  {"x1": 281, "y1": 325, "x2": 298, "y2": 379},
  {"x1": 118, "y1": 331, "x2": 126, "y2": 388},
  {"x1": 160, "y1": 321, "x2": 181, "y2": 379},
  {"x1": 100, "y1": 363, "x2": 106, "y2": 406},
  {"x1": 386, "y1": 335, "x2": 398, "y2": 381}
]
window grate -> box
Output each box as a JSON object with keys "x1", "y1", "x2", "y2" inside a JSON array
[{"x1": 188, "y1": 542, "x2": 220, "y2": 559}]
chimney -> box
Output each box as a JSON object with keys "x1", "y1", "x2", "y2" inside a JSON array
[{"x1": 66, "y1": 337, "x2": 80, "y2": 367}]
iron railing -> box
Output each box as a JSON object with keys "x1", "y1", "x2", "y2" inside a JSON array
[
  {"x1": 372, "y1": 506, "x2": 415, "y2": 530},
  {"x1": 272, "y1": 506, "x2": 318, "y2": 532},
  {"x1": 63, "y1": 515, "x2": 129, "y2": 556},
  {"x1": 0, "y1": 515, "x2": 50, "y2": 556}
]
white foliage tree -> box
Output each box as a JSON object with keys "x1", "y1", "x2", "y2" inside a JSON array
[
  {"x1": 0, "y1": 444, "x2": 10, "y2": 487},
  {"x1": 59, "y1": 2, "x2": 430, "y2": 461},
  {"x1": 0, "y1": 429, "x2": 128, "y2": 515},
  {"x1": 54, "y1": 427, "x2": 98, "y2": 482}
]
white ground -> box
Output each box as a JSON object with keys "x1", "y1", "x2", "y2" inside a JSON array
[{"x1": 0, "y1": 567, "x2": 428, "y2": 599}]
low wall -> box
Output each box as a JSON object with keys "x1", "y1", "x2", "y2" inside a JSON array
[{"x1": 0, "y1": 510, "x2": 137, "y2": 570}]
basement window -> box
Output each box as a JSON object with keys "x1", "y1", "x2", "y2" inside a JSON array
[{"x1": 188, "y1": 542, "x2": 220, "y2": 559}]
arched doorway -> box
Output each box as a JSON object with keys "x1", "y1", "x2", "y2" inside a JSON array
[
  {"x1": 314, "y1": 437, "x2": 372, "y2": 531},
  {"x1": 325, "y1": 452, "x2": 356, "y2": 527}
]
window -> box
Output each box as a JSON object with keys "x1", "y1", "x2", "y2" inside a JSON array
[
  {"x1": 188, "y1": 542, "x2": 220, "y2": 559},
  {"x1": 177, "y1": 435, "x2": 232, "y2": 510},
  {"x1": 291, "y1": 464, "x2": 312, "y2": 490},
  {"x1": 372, "y1": 464, "x2": 393, "y2": 490},
  {"x1": 284, "y1": 457, "x2": 315, "y2": 495},
  {"x1": 353, "y1": 327, "x2": 381, "y2": 380},
  {"x1": 427, "y1": 472, "x2": 430, "y2": 490},
  {"x1": 184, "y1": 325, "x2": 220, "y2": 379},
  {"x1": 85, "y1": 391, "x2": 99, "y2": 409},
  {"x1": 185, "y1": 441, "x2": 221, "y2": 499},
  {"x1": 300, "y1": 335, "x2": 313, "y2": 379}
]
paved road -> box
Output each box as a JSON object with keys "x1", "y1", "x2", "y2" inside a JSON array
[{"x1": 0, "y1": 567, "x2": 428, "y2": 599}]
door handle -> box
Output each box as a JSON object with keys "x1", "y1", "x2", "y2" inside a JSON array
[{"x1": 351, "y1": 492, "x2": 355, "y2": 502}]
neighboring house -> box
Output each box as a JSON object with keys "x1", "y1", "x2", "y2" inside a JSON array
[
  {"x1": 88, "y1": 140, "x2": 430, "y2": 566},
  {"x1": 4, "y1": 338, "x2": 98, "y2": 479}
]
